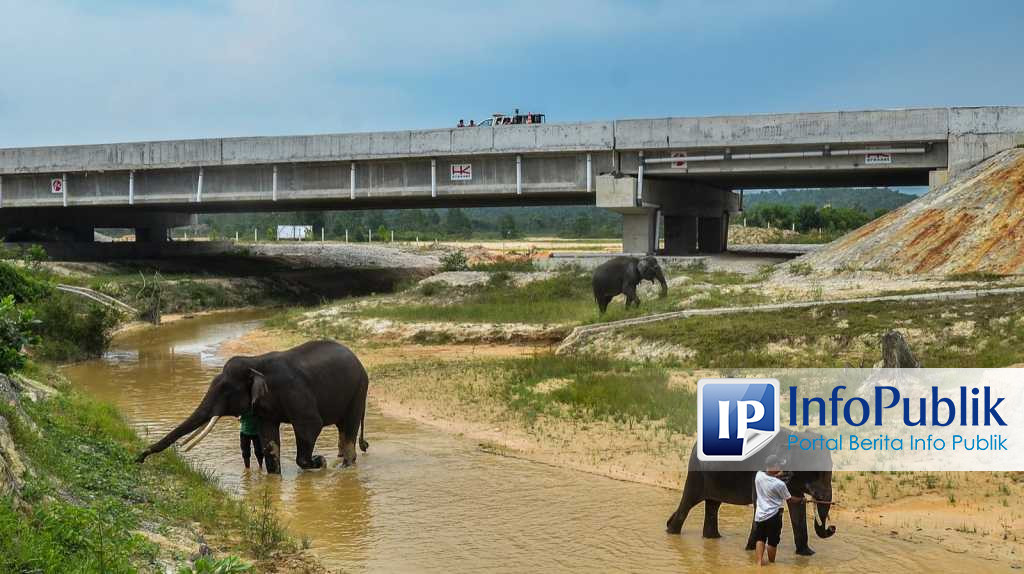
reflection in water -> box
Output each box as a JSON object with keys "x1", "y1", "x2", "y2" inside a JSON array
[{"x1": 63, "y1": 311, "x2": 1003, "y2": 573}]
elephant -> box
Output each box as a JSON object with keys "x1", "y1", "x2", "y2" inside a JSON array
[
  {"x1": 591, "y1": 256, "x2": 668, "y2": 313},
  {"x1": 135, "y1": 340, "x2": 369, "y2": 474},
  {"x1": 665, "y1": 430, "x2": 837, "y2": 556}
]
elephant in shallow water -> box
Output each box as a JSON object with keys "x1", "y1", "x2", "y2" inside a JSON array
[
  {"x1": 592, "y1": 256, "x2": 668, "y2": 313},
  {"x1": 666, "y1": 430, "x2": 837, "y2": 556},
  {"x1": 135, "y1": 340, "x2": 369, "y2": 474}
]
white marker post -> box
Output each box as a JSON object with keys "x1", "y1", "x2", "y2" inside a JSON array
[
  {"x1": 350, "y1": 163, "x2": 356, "y2": 200},
  {"x1": 272, "y1": 165, "x2": 278, "y2": 201},
  {"x1": 345, "y1": 229, "x2": 349, "y2": 243}
]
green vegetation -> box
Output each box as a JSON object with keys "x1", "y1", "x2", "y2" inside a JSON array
[
  {"x1": 744, "y1": 187, "x2": 916, "y2": 211},
  {"x1": 0, "y1": 257, "x2": 121, "y2": 363},
  {"x1": 439, "y1": 250, "x2": 469, "y2": 271},
  {"x1": 743, "y1": 203, "x2": 884, "y2": 234},
  {"x1": 178, "y1": 556, "x2": 252, "y2": 574},
  {"x1": 364, "y1": 268, "x2": 770, "y2": 325},
  {"x1": 0, "y1": 295, "x2": 37, "y2": 374},
  {"x1": 0, "y1": 370, "x2": 283, "y2": 572},
  {"x1": 199, "y1": 205, "x2": 622, "y2": 241},
  {"x1": 383, "y1": 271, "x2": 594, "y2": 324},
  {"x1": 495, "y1": 354, "x2": 696, "y2": 434},
  {"x1": 630, "y1": 293, "x2": 1024, "y2": 368}
]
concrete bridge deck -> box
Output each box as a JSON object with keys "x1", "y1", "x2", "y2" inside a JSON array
[{"x1": 1, "y1": 106, "x2": 1021, "y2": 253}]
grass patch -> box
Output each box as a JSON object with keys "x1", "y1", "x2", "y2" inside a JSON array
[
  {"x1": 630, "y1": 293, "x2": 1024, "y2": 368},
  {"x1": 368, "y1": 271, "x2": 596, "y2": 324},
  {"x1": 362, "y1": 268, "x2": 772, "y2": 326},
  {"x1": 0, "y1": 367, "x2": 290, "y2": 572},
  {"x1": 494, "y1": 354, "x2": 696, "y2": 434}
]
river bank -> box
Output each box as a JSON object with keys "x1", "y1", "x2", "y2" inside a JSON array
[{"x1": 0, "y1": 365, "x2": 328, "y2": 573}]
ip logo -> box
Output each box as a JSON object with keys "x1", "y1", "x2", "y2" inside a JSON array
[{"x1": 697, "y1": 379, "x2": 780, "y2": 461}]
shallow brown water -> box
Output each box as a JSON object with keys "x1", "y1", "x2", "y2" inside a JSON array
[{"x1": 64, "y1": 311, "x2": 1004, "y2": 572}]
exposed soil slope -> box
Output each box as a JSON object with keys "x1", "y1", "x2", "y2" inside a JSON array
[{"x1": 798, "y1": 149, "x2": 1024, "y2": 275}]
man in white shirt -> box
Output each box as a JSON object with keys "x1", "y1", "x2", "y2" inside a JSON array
[{"x1": 753, "y1": 455, "x2": 802, "y2": 566}]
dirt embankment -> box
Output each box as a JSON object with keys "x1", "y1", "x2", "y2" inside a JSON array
[{"x1": 797, "y1": 148, "x2": 1024, "y2": 275}]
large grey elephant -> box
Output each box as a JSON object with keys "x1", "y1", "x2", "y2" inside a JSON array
[
  {"x1": 665, "y1": 430, "x2": 837, "y2": 556},
  {"x1": 135, "y1": 340, "x2": 369, "y2": 474},
  {"x1": 591, "y1": 256, "x2": 668, "y2": 313}
]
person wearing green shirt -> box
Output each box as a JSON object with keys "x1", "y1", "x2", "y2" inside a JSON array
[{"x1": 239, "y1": 411, "x2": 263, "y2": 470}]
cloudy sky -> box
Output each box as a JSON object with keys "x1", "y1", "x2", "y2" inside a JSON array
[{"x1": 1, "y1": 0, "x2": 1021, "y2": 148}]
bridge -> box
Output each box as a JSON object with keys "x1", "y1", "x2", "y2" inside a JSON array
[{"x1": 1, "y1": 106, "x2": 1021, "y2": 254}]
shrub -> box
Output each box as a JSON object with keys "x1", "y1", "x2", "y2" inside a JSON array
[
  {"x1": 0, "y1": 295, "x2": 37, "y2": 374},
  {"x1": 178, "y1": 556, "x2": 252, "y2": 574},
  {"x1": 32, "y1": 293, "x2": 120, "y2": 361},
  {"x1": 0, "y1": 262, "x2": 51, "y2": 303},
  {"x1": 439, "y1": 250, "x2": 469, "y2": 271}
]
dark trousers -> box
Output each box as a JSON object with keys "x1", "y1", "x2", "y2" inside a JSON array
[{"x1": 240, "y1": 433, "x2": 264, "y2": 468}]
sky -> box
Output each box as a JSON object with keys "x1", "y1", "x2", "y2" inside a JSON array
[{"x1": 1, "y1": 0, "x2": 1022, "y2": 148}]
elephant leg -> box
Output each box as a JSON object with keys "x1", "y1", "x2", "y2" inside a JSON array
[
  {"x1": 336, "y1": 423, "x2": 357, "y2": 466},
  {"x1": 789, "y1": 501, "x2": 814, "y2": 555},
  {"x1": 745, "y1": 511, "x2": 758, "y2": 550},
  {"x1": 293, "y1": 423, "x2": 326, "y2": 470},
  {"x1": 702, "y1": 499, "x2": 723, "y2": 538},
  {"x1": 667, "y1": 471, "x2": 704, "y2": 534},
  {"x1": 623, "y1": 285, "x2": 639, "y2": 308},
  {"x1": 260, "y1": 423, "x2": 283, "y2": 475},
  {"x1": 597, "y1": 295, "x2": 612, "y2": 314}
]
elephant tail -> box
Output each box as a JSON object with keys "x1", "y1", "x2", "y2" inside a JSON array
[{"x1": 358, "y1": 403, "x2": 369, "y2": 452}]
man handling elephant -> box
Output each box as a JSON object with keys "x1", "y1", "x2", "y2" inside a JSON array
[
  {"x1": 753, "y1": 455, "x2": 803, "y2": 567},
  {"x1": 239, "y1": 410, "x2": 263, "y2": 470}
]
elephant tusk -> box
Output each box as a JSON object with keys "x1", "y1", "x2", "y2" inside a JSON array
[
  {"x1": 181, "y1": 416, "x2": 220, "y2": 452},
  {"x1": 180, "y1": 425, "x2": 206, "y2": 446}
]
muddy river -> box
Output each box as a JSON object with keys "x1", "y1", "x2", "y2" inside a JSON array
[{"x1": 64, "y1": 311, "x2": 1002, "y2": 572}]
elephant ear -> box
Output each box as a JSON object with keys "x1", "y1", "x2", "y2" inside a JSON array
[
  {"x1": 637, "y1": 257, "x2": 657, "y2": 278},
  {"x1": 250, "y1": 368, "x2": 269, "y2": 410}
]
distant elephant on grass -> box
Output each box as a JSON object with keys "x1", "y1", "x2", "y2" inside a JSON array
[
  {"x1": 666, "y1": 430, "x2": 837, "y2": 556},
  {"x1": 592, "y1": 256, "x2": 668, "y2": 313},
  {"x1": 135, "y1": 340, "x2": 369, "y2": 474}
]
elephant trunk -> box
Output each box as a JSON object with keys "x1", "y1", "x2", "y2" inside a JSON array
[
  {"x1": 655, "y1": 268, "x2": 668, "y2": 297},
  {"x1": 135, "y1": 399, "x2": 216, "y2": 463},
  {"x1": 812, "y1": 482, "x2": 837, "y2": 538}
]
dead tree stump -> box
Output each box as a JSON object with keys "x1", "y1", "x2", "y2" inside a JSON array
[{"x1": 881, "y1": 330, "x2": 921, "y2": 368}]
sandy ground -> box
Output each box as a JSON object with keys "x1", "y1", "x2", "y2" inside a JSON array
[{"x1": 247, "y1": 242, "x2": 439, "y2": 269}]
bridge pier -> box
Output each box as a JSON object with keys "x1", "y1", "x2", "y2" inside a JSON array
[{"x1": 597, "y1": 174, "x2": 739, "y2": 255}]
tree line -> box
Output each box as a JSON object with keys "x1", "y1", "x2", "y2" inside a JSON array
[{"x1": 198, "y1": 206, "x2": 622, "y2": 241}]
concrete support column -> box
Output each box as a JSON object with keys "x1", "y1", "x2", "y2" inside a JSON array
[
  {"x1": 697, "y1": 215, "x2": 728, "y2": 254},
  {"x1": 621, "y1": 209, "x2": 657, "y2": 254},
  {"x1": 664, "y1": 215, "x2": 698, "y2": 255},
  {"x1": 928, "y1": 169, "x2": 949, "y2": 192}
]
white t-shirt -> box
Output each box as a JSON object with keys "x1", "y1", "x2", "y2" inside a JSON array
[{"x1": 754, "y1": 471, "x2": 792, "y2": 522}]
